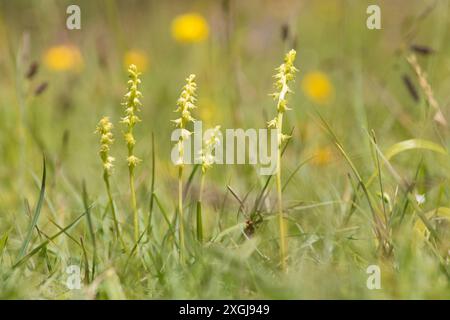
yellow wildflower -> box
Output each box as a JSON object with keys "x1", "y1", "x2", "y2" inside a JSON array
[
  {"x1": 311, "y1": 146, "x2": 333, "y2": 166},
  {"x1": 199, "y1": 99, "x2": 222, "y2": 126},
  {"x1": 302, "y1": 71, "x2": 334, "y2": 104},
  {"x1": 200, "y1": 104, "x2": 214, "y2": 125},
  {"x1": 171, "y1": 13, "x2": 209, "y2": 43},
  {"x1": 123, "y1": 50, "x2": 149, "y2": 72},
  {"x1": 43, "y1": 45, "x2": 83, "y2": 72}
]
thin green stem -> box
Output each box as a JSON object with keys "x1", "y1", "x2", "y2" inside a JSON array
[
  {"x1": 197, "y1": 173, "x2": 205, "y2": 243},
  {"x1": 199, "y1": 173, "x2": 205, "y2": 203},
  {"x1": 104, "y1": 175, "x2": 127, "y2": 252},
  {"x1": 129, "y1": 166, "x2": 139, "y2": 245},
  {"x1": 148, "y1": 132, "x2": 155, "y2": 236},
  {"x1": 178, "y1": 166, "x2": 185, "y2": 259},
  {"x1": 276, "y1": 113, "x2": 287, "y2": 271}
]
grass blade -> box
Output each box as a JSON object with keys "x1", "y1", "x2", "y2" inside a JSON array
[
  {"x1": 184, "y1": 164, "x2": 199, "y2": 199},
  {"x1": 148, "y1": 132, "x2": 156, "y2": 235},
  {"x1": 196, "y1": 200, "x2": 203, "y2": 243},
  {"x1": 384, "y1": 139, "x2": 447, "y2": 160},
  {"x1": 282, "y1": 156, "x2": 313, "y2": 192},
  {"x1": 0, "y1": 232, "x2": 9, "y2": 257},
  {"x1": 13, "y1": 212, "x2": 86, "y2": 268},
  {"x1": 80, "y1": 237, "x2": 90, "y2": 284},
  {"x1": 82, "y1": 181, "x2": 97, "y2": 279},
  {"x1": 17, "y1": 156, "x2": 46, "y2": 261}
]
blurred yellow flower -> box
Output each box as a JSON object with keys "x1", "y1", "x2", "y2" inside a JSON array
[
  {"x1": 124, "y1": 50, "x2": 149, "y2": 72},
  {"x1": 199, "y1": 99, "x2": 222, "y2": 126},
  {"x1": 200, "y1": 104, "x2": 214, "y2": 125},
  {"x1": 302, "y1": 71, "x2": 334, "y2": 104},
  {"x1": 311, "y1": 146, "x2": 333, "y2": 166},
  {"x1": 43, "y1": 45, "x2": 83, "y2": 72},
  {"x1": 171, "y1": 13, "x2": 209, "y2": 43}
]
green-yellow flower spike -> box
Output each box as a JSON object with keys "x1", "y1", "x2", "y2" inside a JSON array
[
  {"x1": 121, "y1": 64, "x2": 142, "y2": 169},
  {"x1": 268, "y1": 49, "x2": 298, "y2": 128},
  {"x1": 267, "y1": 49, "x2": 298, "y2": 272},
  {"x1": 200, "y1": 125, "x2": 221, "y2": 173},
  {"x1": 173, "y1": 74, "x2": 197, "y2": 129},
  {"x1": 121, "y1": 64, "x2": 143, "y2": 244},
  {"x1": 95, "y1": 116, "x2": 126, "y2": 250},
  {"x1": 173, "y1": 74, "x2": 198, "y2": 167},
  {"x1": 173, "y1": 74, "x2": 199, "y2": 260},
  {"x1": 95, "y1": 116, "x2": 115, "y2": 176}
]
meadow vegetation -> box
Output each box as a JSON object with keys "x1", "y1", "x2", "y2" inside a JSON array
[{"x1": 0, "y1": 0, "x2": 449, "y2": 299}]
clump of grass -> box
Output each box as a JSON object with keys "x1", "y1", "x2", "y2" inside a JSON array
[
  {"x1": 95, "y1": 116, "x2": 125, "y2": 250},
  {"x1": 267, "y1": 49, "x2": 298, "y2": 271},
  {"x1": 121, "y1": 64, "x2": 143, "y2": 244},
  {"x1": 172, "y1": 74, "x2": 198, "y2": 258}
]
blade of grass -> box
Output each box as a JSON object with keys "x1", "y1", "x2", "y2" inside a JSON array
[
  {"x1": 82, "y1": 181, "x2": 97, "y2": 278},
  {"x1": 153, "y1": 193, "x2": 178, "y2": 249},
  {"x1": 196, "y1": 200, "x2": 203, "y2": 243},
  {"x1": 315, "y1": 113, "x2": 388, "y2": 245},
  {"x1": 184, "y1": 164, "x2": 199, "y2": 200},
  {"x1": 366, "y1": 138, "x2": 447, "y2": 187},
  {"x1": 370, "y1": 137, "x2": 439, "y2": 226},
  {"x1": 370, "y1": 131, "x2": 388, "y2": 224},
  {"x1": 251, "y1": 127, "x2": 295, "y2": 216},
  {"x1": 125, "y1": 227, "x2": 149, "y2": 270},
  {"x1": 148, "y1": 132, "x2": 156, "y2": 236},
  {"x1": 13, "y1": 212, "x2": 86, "y2": 268},
  {"x1": 17, "y1": 156, "x2": 46, "y2": 261},
  {"x1": 342, "y1": 173, "x2": 361, "y2": 226},
  {"x1": 282, "y1": 156, "x2": 313, "y2": 192},
  {"x1": 154, "y1": 194, "x2": 174, "y2": 234},
  {"x1": 227, "y1": 185, "x2": 244, "y2": 208},
  {"x1": 24, "y1": 198, "x2": 46, "y2": 240},
  {"x1": 0, "y1": 232, "x2": 9, "y2": 258},
  {"x1": 80, "y1": 237, "x2": 90, "y2": 284},
  {"x1": 48, "y1": 219, "x2": 82, "y2": 247},
  {"x1": 368, "y1": 136, "x2": 440, "y2": 241}
]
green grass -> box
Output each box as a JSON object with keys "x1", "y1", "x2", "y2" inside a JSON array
[{"x1": 0, "y1": 0, "x2": 449, "y2": 299}]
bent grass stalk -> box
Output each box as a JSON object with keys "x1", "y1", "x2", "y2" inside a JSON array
[
  {"x1": 121, "y1": 64, "x2": 142, "y2": 244},
  {"x1": 172, "y1": 74, "x2": 198, "y2": 258},
  {"x1": 267, "y1": 50, "x2": 298, "y2": 270}
]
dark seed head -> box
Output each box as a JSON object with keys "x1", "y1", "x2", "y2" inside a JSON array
[
  {"x1": 402, "y1": 74, "x2": 419, "y2": 102},
  {"x1": 410, "y1": 44, "x2": 435, "y2": 56},
  {"x1": 34, "y1": 82, "x2": 48, "y2": 96},
  {"x1": 26, "y1": 61, "x2": 39, "y2": 79},
  {"x1": 281, "y1": 24, "x2": 289, "y2": 42}
]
